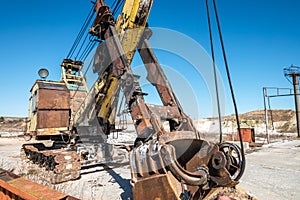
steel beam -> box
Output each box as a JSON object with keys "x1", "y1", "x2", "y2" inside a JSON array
[{"x1": 292, "y1": 75, "x2": 300, "y2": 138}]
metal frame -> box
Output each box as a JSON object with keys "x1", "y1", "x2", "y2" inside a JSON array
[{"x1": 263, "y1": 87, "x2": 300, "y2": 143}]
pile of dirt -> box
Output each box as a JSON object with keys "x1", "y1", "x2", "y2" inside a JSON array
[
  {"x1": 223, "y1": 109, "x2": 294, "y2": 122},
  {"x1": 237, "y1": 110, "x2": 296, "y2": 133},
  {"x1": 0, "y1": 117, "x2": 27, "y2": 132},
  {"x1": 204, "y1": 109, "x2": 296, "y2": 133}
]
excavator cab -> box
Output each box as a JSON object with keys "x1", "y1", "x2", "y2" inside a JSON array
[{"x1": 26, "y1": 58, "x2": 88, "y2": 138}]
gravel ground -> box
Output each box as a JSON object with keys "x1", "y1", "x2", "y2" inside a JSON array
[
  {"x1": 0, "y1": 136, "x2": 299, "y2": 199},
  {"x1": 0, "y1": 137, "x2": 133, "y2": 200},
  {"x1": 239, "y1": 139, "x2": 300, "y2": 200}
]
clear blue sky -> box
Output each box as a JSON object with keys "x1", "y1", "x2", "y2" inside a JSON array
[{"x1": 0, "y1": 0, "x2": 300, "y2": 118}]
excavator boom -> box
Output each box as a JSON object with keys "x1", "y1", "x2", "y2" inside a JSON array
[
  {"x1": 22, "y1": 0, "x2": 245, "y2": 198},
  {"x1": 86, "y1": 0, "x2": 245, "y2": 199}
]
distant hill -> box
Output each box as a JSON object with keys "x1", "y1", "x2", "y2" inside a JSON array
[
  {"x1": 225, "y1": 109, "x2": 295, "y2": 122},
  {"x1": 198, "y1": 109, "x2": 296, "y2": 134},
  {"x1": 0, "y1": 117, "x2": 27, "y2": 132},
  {"x1": 0, "y1": 109, "x2": 297, "y2": 133}
]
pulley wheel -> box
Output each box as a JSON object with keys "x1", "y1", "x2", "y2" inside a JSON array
[{"x1": 219, "y1": 142, "x2": 245, "y2": 181}]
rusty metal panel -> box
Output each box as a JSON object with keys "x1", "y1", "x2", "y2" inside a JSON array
[
  {"x1": 237, "y1": 128, "x2": 255, "y2": 143},
  {"x1": 36, "y1": 81, "x2": 68, "y2": 91},
  {"x1": 37, "y1": 110, "x2": 69, "y2": 129},
  {"x1": 0, "y1": 179, "x2": 39, "y2": 200},
  {"x1": 8, "y1": 177, "x2": 68, "y2": 200},
  {"x1": 38, "y1": 88, "x2": 70, "y2": 110},
  {"x1": 0, "y1": 168, "x2": 79, "y2": 200},
  {"x1": 132, "y1": 174, "x2": 181, "y2": 200}
]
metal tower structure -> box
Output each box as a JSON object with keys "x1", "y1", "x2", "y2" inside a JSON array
[{"x1": 284, "y1": 65, "x2": 300, "y2": 138}]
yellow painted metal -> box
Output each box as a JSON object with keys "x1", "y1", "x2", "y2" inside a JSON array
[
  {"x1": 36, "y1": 127, "x2": 69, "y2": 136},
  {"x1": 26, "y1": 82, "x2": 38, "y2": 134},
  {"x1": 96, "y1": 0, "x2": 153, "y2": 124},
  {"x1": 72, "y1": 80, "x2": 106, "y2": 126},
  {"x1": 97, "y1": 76, "x2": 119, "y2": 120},
  {"x1": 60, "y1": 61, "x2": 88, "y2": 92},
  {"x1": 115, "y1": 0, "x2": 153, "y2": 64}
]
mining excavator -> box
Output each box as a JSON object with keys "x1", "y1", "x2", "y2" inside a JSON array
[{"x1": 22, "y1": 0, "x2": 246, "y2": 199}]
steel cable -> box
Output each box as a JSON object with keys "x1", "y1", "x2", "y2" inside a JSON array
[
  {"x1": 75, "y1": 32, "x2": 90, "y2": 60},
  {"x1": 211, "y1": 0, "x2": 245, "y2": 180},
  {"x1": 83, "y1": 41, "x2": 98, "y2": 61},
  {"x1": 112, "y1": 0, "x2": 125, "y2": 15},
  {"x1": 79, "y1": 40, "x2": 94, "y2": 61},
  {"x1": 205, "y1": 0, "x2": 223, "y2": 143},
  {"x1": 67, "y1": 4, "x2": 96, "y2": 59}
]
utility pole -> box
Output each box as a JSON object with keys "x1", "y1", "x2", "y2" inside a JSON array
[
  {"x1": 263, "y1": 87, "x2": 270, "y2": 143},
  {"x1": 284, "y1": 65, "x2": 300, "y2": 138},
  {"x1": 292, "y1": 74, "x2": 300, "y2": 138}
]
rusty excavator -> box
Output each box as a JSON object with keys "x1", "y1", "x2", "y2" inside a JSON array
[{"x1": 21, "y1": 0, "x2": 246, "y2": 199}]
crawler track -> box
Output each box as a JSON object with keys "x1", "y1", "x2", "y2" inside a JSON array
[{"x1": 21, "y1": 143, "x2": 81, "y2": 184}]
